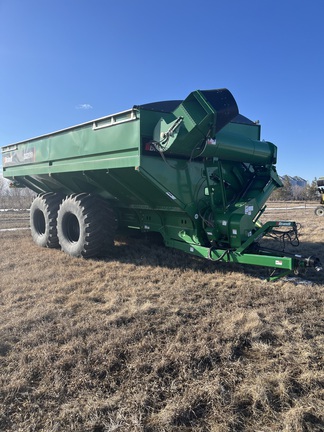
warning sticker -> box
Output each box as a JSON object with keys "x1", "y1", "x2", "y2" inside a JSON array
[{"x1": 245, "y1": 205, "x2": 254, "y2": 215}]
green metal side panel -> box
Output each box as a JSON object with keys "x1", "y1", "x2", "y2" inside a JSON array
[
  {"x1": 2, "y1": 111, "x2": 140, "y2": 178},
  {"x1": 139, "y1": 155, "x2": 204, "y2": 212}
]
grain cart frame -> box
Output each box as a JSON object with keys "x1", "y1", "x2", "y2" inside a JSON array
[{"x1": 2, "y1": 88, "x2": 322, "y2": 280}]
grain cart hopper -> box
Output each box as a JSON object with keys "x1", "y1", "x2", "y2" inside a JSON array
[
  {"x1": 2, "y1": 88, "x2": 322, "y2": 279},
  {"x1": 315, "y1": 177, "x2": 324, "y2": 216}
]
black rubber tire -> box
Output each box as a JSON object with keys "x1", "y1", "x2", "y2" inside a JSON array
[
  {"x1": 30, "y1": 193, "x2": 63, "y2": 248},
  {"x1": 314, "y1": 206, "x2": 324, "y2": 216},
  {"x1": 57, "y1": 193, "x2": 116, "y2": 258}
]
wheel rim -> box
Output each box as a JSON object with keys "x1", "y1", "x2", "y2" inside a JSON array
[{"x1": 62, "y1": 212, "x2": 80, "y2": 243}]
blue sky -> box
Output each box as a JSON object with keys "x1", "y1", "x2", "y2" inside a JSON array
[{"x1": 1, "y1": 0, "x2": 323, "y2": 182}]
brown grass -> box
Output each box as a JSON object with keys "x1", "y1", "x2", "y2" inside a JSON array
[{"x1": 0, "y1": 203, "x2": 323, "y2": 431}]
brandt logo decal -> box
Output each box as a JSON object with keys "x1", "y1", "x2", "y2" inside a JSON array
[
  {"x1": 2, "y1": 147, "x2": 35, "y2": 166},
  {"x1": 3, "y1": 155, "x2": 13, "y2": 164}
]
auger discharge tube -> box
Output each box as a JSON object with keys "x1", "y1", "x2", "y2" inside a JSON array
[{"x1": 198, "y1": 130, "x2": 277, "y2": 165}]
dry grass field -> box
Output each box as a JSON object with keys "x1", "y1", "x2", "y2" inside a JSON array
[{"x1": 0, "y1": 202, "x2": 323, "y2": 431}]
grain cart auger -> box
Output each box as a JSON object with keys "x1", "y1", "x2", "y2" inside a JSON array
[
  {"x1": 315, "y1": 177, "x2": 324, "y2": 216},
  {"x1": 2, "y1": 88, "x2": 322, "y2": 280}
]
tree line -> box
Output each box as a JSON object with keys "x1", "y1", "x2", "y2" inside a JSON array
[
  {"x1": 269, "y1": 177, "x2": 319, "y2": 201},
  {"x1": 0, "y1": 175, "x2": 35, "y2": 209}
]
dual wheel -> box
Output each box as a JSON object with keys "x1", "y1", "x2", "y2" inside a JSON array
[{"x1": 30, "y1": 193, "x2": 116, "y2": 257}]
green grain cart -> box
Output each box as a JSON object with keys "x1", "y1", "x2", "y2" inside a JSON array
[{"x1": 2, "y1": 88, "x2": 322, "y2": 279}]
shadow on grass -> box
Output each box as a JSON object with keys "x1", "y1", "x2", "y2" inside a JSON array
[{"x1": 102, "y1": 233, "x2": 324, "y2": 284}]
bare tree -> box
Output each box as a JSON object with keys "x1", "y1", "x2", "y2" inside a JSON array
[
  {"x1": 0, "y1": 175, "x2": 10, "y2": 208},
  {"x1": 270, "y1": 176, "x2": 293, "y2": 201},
  {"x1": 0, "y1": 174, "x2": 35, "y2": 209}
]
